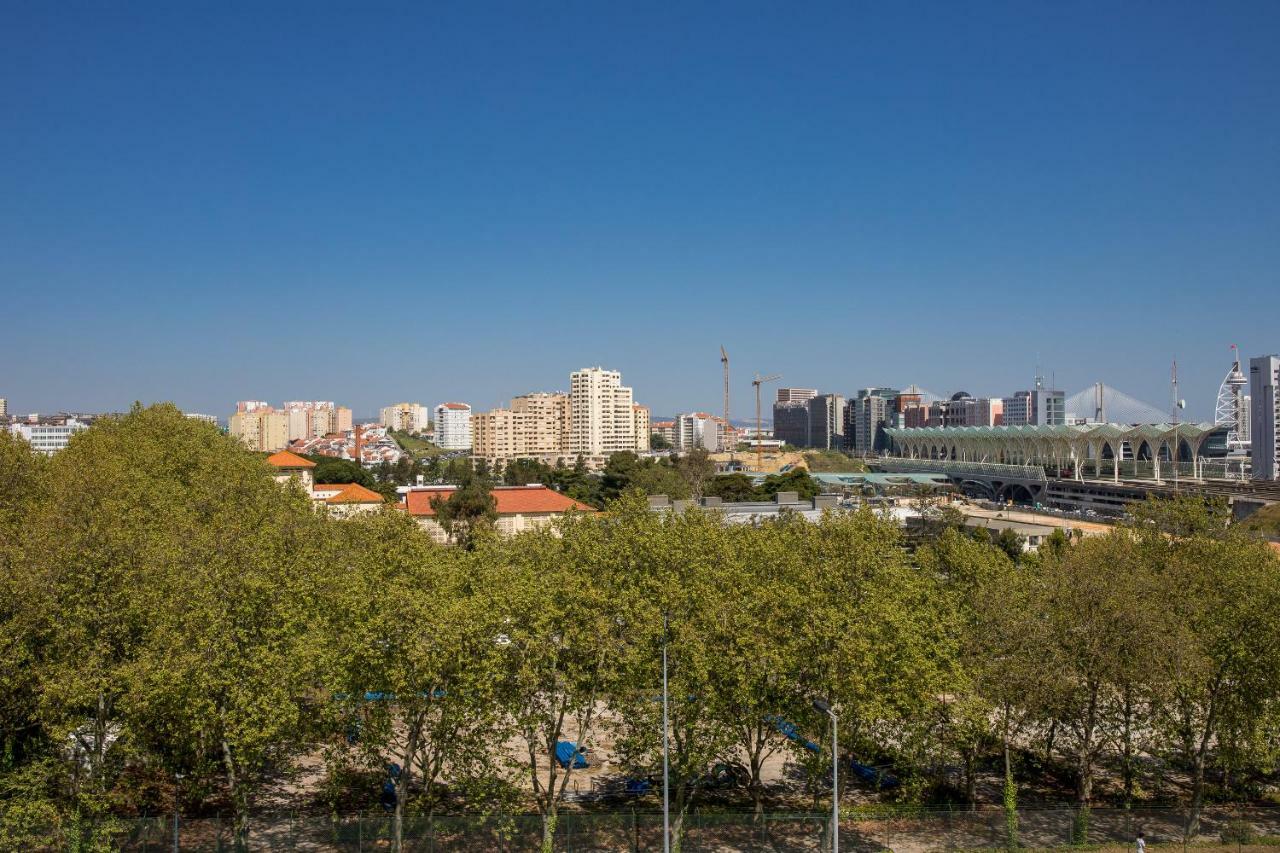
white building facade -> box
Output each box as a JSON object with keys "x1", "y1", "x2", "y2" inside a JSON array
[
  {"x1": 569, "y1": 367, "x2": 637, "y2": 457},
  {"x1": 434, "y1": 402, "x2": 473, "y2": 450}
]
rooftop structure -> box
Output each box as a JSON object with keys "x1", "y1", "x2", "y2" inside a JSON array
[{"x1": 884, "y1": 422, "x2": 1230, "y2": 483}]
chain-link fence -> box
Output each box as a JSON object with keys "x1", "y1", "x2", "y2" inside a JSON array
[{"x1": 107, "y1": 804, "x2": 1280, "y2": 852}]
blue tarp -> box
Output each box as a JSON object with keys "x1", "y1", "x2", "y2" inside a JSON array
[
  {"x1": 765, "y1": 715, "x2": 821, "y2": 753},
  {"x1": 554, "y1": 741, "x2": 589, "y2": 769}
]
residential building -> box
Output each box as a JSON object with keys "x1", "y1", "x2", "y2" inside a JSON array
[
  {"x1": 0, "y1": 398, "x2": 6, "y2": 418},
  {"x1": 184, "y1": 412, "x2": 219, "y2": 426},
  {"x1": 265, "y1": 449, "x2": 315, "y2": 491},
  {"x1": 808, "y1": 393, "x2": 845, "y2": 450},
  {"x1": 674, "y1": 412, "x2": 720, "y2": 451},
  {"x1": 283, "y1": 401, "x2": 352, "y2": 439},
  {"x1": 1251, "y1": 354, "x2": 1280, "y2": 481},
  {"x1": 776, "y1": 388, "x2": 817, "y2": 404},
  {"x1": 569, "y1": 367, "x2": 637, "y2": 458},
  {"x1": 471, "y1": 393, "x2": 572, "y2": 465},
  {"x1": 229, "y1": 407, "x2": 289, "y2": 452},
  {"x1": 312, "y1": 482, "x2": 385, "y2": 517},
  {"x1": 380, "y1": 402, "x2": 430, "y2": 433},
  {"x1": 772, "y1": 400, "x2": 810, "y2": 447},
  {"x1": 403, "y1": 485, "x2": 595, "y2": 544},
  {"x1": 632, "y1": 404, "x2": 651, "y2": 452},
  {"x1": 651, "y1": 420, "x2": 676, "y2": 447},
  {"x1": 434, "y1": 402, "x2": 473, "y2": 450},
  {"x1": 8, "y1": 416, "x2": 90, "y2": 454}
]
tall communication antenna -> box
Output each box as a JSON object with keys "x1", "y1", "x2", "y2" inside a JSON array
[
  {"x1": 720, "y1": 346, "x2": 731, "y2": 458},
  {"x1": 1215, "y1": 344, "x2": 1249, "y2": 449}
]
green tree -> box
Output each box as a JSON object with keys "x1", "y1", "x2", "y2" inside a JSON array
[
  {"x1": 479, "y1": 518, "x2": 629, "y2": 853},
  {"x1": 704, "y1": 473, "x2": 756, "y2": 502},
  {"x1": 756, "y1": 468, "x2": 821, "y2": 501},
  {"x1": 311, "y1": 455, "x2": 374, "y2": 487},
  {"x1": 430, "y1": 475, "x2": 497, "y2": 549},
  {"x1": 318, "y1": 513, "x2": 510, "y2": 851}
]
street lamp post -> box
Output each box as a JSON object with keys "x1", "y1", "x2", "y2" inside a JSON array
[{"x1": 814, "y1": 699, "x2": 838, "y2": 853}]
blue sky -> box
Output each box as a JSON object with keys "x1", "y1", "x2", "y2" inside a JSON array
[{"x1": 3, "y1": 2, "x2": 1277, "y2": 421}]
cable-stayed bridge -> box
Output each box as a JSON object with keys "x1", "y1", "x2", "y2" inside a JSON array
[{"x1": 1064, "y1": 384, "x2": 1170, "y2": 424}]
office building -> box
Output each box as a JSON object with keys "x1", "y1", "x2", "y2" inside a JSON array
[
  {"x1": 776, "y1": 388, "x2": 817, "y2": 404},
  {"x1": 434, "y1": 402, "x2": 473, "y2": 450},
  {"x1": 8, "y1": 417, "x2": 90, "y2": 454},
  {"x1": 1250, "y1": 354, "x2": 1280, "y2": 481},
  {"x1": 1001, "y1": 391, "x2": 1033, "y2": 426},
  {"x1": 849, "y1": 388, "x2": 900, "y2": 455},
  {"x1": 772, "y1": 400, "x2": 810, "y2": 447},
  {"x1": 569, "y1": 367, "x2": 637, "y2": 457},
  {"x1": 808, "y1": 393, "x2": 845, "y2": 450},
  {"x1": 380, "y1": 402, "x2": 431, "y2": 433}
]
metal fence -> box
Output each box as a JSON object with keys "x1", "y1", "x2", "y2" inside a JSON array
[{"x1": 109, "y1": 804, "x2": 1280, "y2": 851}]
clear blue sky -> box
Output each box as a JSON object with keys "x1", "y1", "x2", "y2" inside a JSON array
[{"x1": 3, "y1": 2, "x2": 1277, "y2": 421}]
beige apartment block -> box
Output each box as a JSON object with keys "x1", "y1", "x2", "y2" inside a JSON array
[
  {"x1": 570, "y1": 367, "x2": 637, "y2": 457},
  {"x1": 230, "y1": 409, "x2": 290, "y2": 452},
  {"x1": 380, "y1": 402, "x2": 429, "y2": 433},
  {"x1": 633, "y1": 404, "x2": 650, "y2": 451},
  {"x1": 472, "y1": 392, "x2": 573, "y2": 464}
]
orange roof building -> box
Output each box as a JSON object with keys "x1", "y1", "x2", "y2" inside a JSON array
[
  {"x1": 266, "y1": 449, "x2": 316, "y2": 490},
  {"x1": 266, "y1": 450, "x2": 316, "y2": 469},
  {"x1": 403, "y1": 485, "x2": 594, "y2": 543}
]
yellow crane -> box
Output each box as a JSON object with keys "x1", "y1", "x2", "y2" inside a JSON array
[
  {"x1": 752, "y1": 372, "x2": 781, "y2": 472},
  {"x1": 720, "y1": 346, "x2": 731, "y2": 459}
]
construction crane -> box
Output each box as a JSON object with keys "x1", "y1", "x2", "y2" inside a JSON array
[
  {"x1": 752, "y1": 372, "x2": 781, "y2": 472},
  {"x1": 720, "y1": 346, "x2": 731, "y2": 459}
]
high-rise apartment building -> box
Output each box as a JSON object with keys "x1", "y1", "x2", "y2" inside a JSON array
[
  {"x1": 808, "y1": 394, "x2": 845, "y2": 450},
  {"x1": 281, "y1": 401, "x2": 350, "y2": 440},
  {"x1": 632, "y1": 405, "x2": 651, "y2": 452},
  {"x1": 434, "y1": 402, "x2": 473, "y2": 450},
  {"x1": 776, "y1": 388, "x2": 817, "y2": 404},
  {"x1": 1250, "y1": 355, "x2": 1280, "y2": 481},
  {"x1": 229, "y1": 407, "x2": 290, "y2": 452},
  {"x1": 0, "y1": 398, "x2": 7, "y2": 418},
  {"x1": 471, "y1": 393, "x2": 571, "y2": 464},
  {"x1": 569, "y1": 367, "x2": 637, "y2": 457},
  {"x1": 772, "y1": 400, "x2": 810, "y2": 448},
  {"x1": 380, "y1": 402, "x2": 430, "y2": 433}
]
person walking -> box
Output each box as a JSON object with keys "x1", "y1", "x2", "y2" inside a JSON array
[{"x1": 1137, "y1": 831, "x2": 1146, "y2": 853}]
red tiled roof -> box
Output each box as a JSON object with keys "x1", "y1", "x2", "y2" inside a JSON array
[
  {"x1": 325, "y1": 482, "x2": 384, "y2": 504},
  {"x1": 266, "y1": 450, "x2": 316, "y2": 468},
  {"x1": 439, "y1": 402, "x2": 470, "y2": 410},
  {"x1": 404, "y1": 486, "x2": 594, "y2": 517}
]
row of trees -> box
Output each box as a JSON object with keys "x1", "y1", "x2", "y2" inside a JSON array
[{"x1": 2, "y1": 405, "x2": 1279, "y2": 852}]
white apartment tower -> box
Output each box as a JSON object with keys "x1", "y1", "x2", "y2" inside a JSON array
[
  {"x1": 434, "y1": 402, "x2": 473, "y2": 450},
  {"x1": 570, "y1": 367, "x2": 637, "y2": 457}
]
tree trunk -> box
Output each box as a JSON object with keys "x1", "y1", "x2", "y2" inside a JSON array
[
  {"x1": 1121, "y1": 687, "x2": 1135, "y2": 811},
  {"x1": 220, "y1": 737, "x2": 249, "y2": 851}
]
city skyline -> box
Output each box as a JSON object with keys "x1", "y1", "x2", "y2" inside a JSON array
[{"x1": 4, "y1": 3, "x2": 1278, "y2": 420}]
